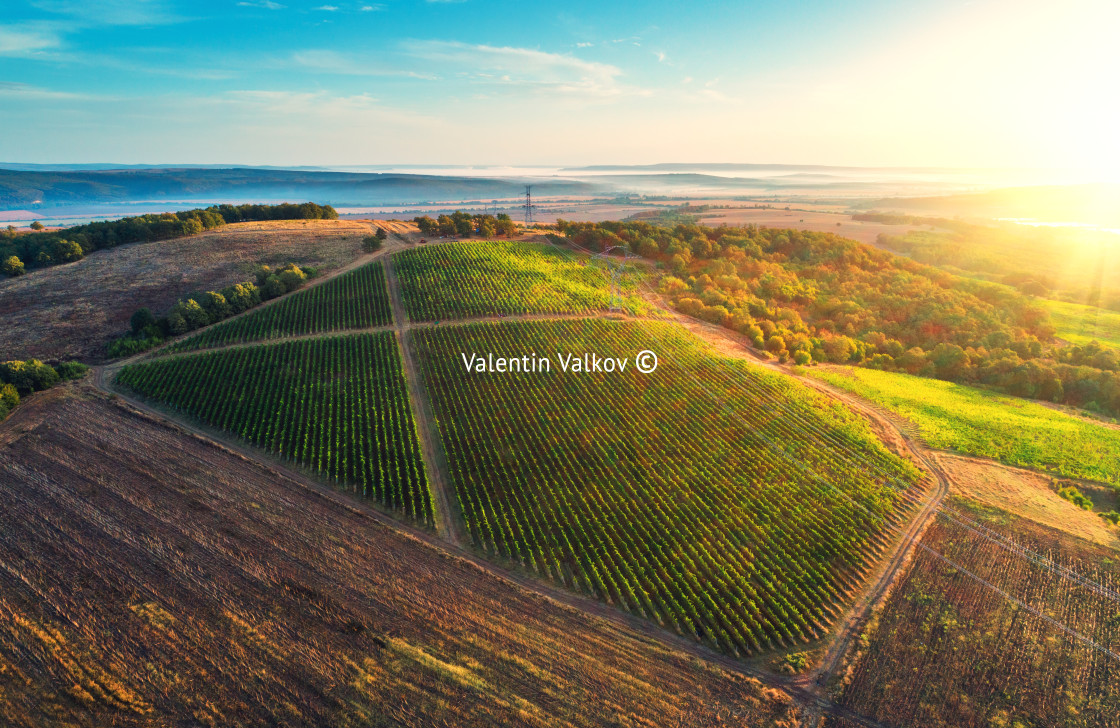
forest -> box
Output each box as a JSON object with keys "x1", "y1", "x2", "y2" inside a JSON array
[
  {"x1": 0, "y1": 202, "x2": 337, "y2": 275},
  {"x1": 556, "y1": 220, "x2": 1120, "y2": 418}
]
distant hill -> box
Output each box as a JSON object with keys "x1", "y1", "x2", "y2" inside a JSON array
[{"x1": 0, "y1": 168, "x2": 600, "y2": 209}]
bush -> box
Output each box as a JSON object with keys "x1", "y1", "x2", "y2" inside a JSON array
[
  {"x1": 54, "y1": 361, "x2": 89, "y2": 381},
  {"x1": 0, "y1": 383, "x2": 18, "y2": 420},
  {"x1": 2, "y1": 255, "x2": 24, "y2": 276},
  {"x1": 363, "y1": 235, "x2": 383, "y2": 253},
  {"x1": 0, "y1": 359, "x2": 60, "y2": 394},
  {"x1": 1057, "y1": 485, "x2": 1093, "y2": 510},
  {"x1": 130, "y1": 307, "x2": 156, "y2": 334}
]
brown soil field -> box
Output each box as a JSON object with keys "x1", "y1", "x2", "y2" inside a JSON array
[
  {"x1": 0, "y1": 382, "x2": 800, "y2": 728},
  {"x1": 0, "y1": 219, "x2": 375, "y2": 363},
  {"x1": 935, "y1": 453, "x2": 1120, "y2": 550},
  {"x1": 829, "y1": 502, "x2": 1120, "y2": 728}
]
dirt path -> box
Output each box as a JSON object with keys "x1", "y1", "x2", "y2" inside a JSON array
[{"x1": 383, "y1": 256, "x2": 466, "y2": 546}]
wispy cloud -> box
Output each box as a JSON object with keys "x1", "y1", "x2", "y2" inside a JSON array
[
  {"x1": 238, "y1": 1, "x2": 286, "y2": 9},
  {"x1": 316, "y1": 5, "x2": 339, "y2": 10},
  {"x1": 0, "y1": 81, "x2": 94, "y2": 100},
  {"x1": 404, "y1": 40, "x2": 639, "y2": 97},
  {"x1": 360, "y1": 4, "x2": 385, "y2": 10},
  {"x1": 29, "y1": 0, "x2": 184, "y2": 26},
  {"x1": 291, "y1": 50, "x2": 437, "y2": 79},
  {"x1": 0, "y1": 24, "x2": 63, "y2": 57}
]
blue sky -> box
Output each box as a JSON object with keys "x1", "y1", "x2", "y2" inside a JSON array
[{"x1": 1, "y1": 0, "x2": 1116, "y2": 171}]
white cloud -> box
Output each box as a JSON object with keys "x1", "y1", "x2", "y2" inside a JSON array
[
  {"x1": 360, "y1": 4, "x2": 385, "y2": 10},
  {"x1": 654, "y1": 51, "x2": 666, "y2": 63},
  {"x1": 0, "y1": 25, "x2": 63, "y2": 57},
  {"x1": 316, "y1": 4, "x2": 339, "y2": 10},
  {"x1": 404, "y1": 40, "x2": 637, "y2": 97},
  {"x1": 238, "y1": 1, "x2": 286, "y2": 9}
]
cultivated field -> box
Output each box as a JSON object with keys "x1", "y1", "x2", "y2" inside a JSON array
[
  {"x1": 1044, "y1": 298, "x2": 1120, "y2": 348},
  {"x1": 812, "y1": 365, "x2": 1120, "y2": 486},
  {"x1": 830, "y1": 503, "x2": 1120, "y2": 728},
  {"x1": 166, "y1": 259, "x2": 392, "y2": 352},
  {"x1": 393, "y1": 241, "x2": 650, "y2": 321},
  {"x1": 115, "y1": 333, "x2": 432, "y2": 523},
  {"x1": 694, "y1": 207, "x2": 941, "y2": 247},
  {"x1": 0, "y1": 219, "x2": 374, "y2": 362},
  {"x1": 0, "y1": 384, "x2": 800, "y2": 727},
  {"x1": 415, "y1": 318, "x2": 924, "y2": 658}
]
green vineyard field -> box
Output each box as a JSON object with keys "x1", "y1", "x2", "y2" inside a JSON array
[
  {"x1": 115, "y1": 332, "x2": 433, "y2": 524},
  {"x1": 393, "y1": 241, "x2": 650, "y2": 321},
  {"x1": 167, "y1": 260, "x2": 393, "y2": 352},
  {"x1": 414, "y1": 318, "x2": 923, "y2": 656}
]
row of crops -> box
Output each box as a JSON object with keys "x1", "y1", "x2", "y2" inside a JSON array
[
  {"x1": 413, "y1": 318, "x2": 923, "y2": 656},
  {"x1": 393, "y1": 241, "x2": 650, "y2": 322},
  {"x1": 166, "y1": 260, "x2": 393, "y2": 353},
  {"x1": 116, "y1": 332, "x2": 433, "y2": 524}
]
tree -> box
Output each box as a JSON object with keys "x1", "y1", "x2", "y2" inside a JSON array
[
  {"x1": 362, "y1": 235, "x2": 383, "y2": 253},
  {"x1": 131, "y1": 307, "x2": 156, "y2": 334},
  {"x1": 29, "y1": 221, "x2": 44, "y2": 230},
  {"x1": 375, "y1": 226, "x2": 388, "y2": 241},
  {"x1": 2, "y1": 255, "x2": 24, "y2": 277}
]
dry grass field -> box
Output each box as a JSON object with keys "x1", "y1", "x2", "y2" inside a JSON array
[
  {"x1": 694, "y1": 207, "x2": 939, "y2": 247},
  {"x1": 0, "y1": 219, "x2": 375, "y2": 362},
  {"x1": 936, "y1": 453, "x2": 1120, "y2": 550},
  {"x1": 0, "y1": 382, "x2": 799, "y2": 728}
]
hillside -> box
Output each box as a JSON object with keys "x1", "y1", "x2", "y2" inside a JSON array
[{"x1": 0, "y1": 383, "x2": 800, "y2": 727}]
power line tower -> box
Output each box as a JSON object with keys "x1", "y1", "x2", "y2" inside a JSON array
[
  {"x1": 595, "y1": 245, "x2": 638, "y2": 312},
  {"x1": 522, "y1": 185, "x2": 535, "y2": 225}
]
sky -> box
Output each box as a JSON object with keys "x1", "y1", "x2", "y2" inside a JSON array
[{"x1": 1, "y1": 0, "x2": 1117, "y2": 174}]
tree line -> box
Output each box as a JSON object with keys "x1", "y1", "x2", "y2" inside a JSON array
[
  {"x1": 555, "y1": 219, "x2": 1120, "y2": 418},
  {"x1": 108, "y1": 263, "x2": 314, "y2": 357},
  {"x1": 1, "y1": 202, "x2": 337, "y2": 277},
  {"x1": 0, "y1": 359, "x2": 88, "y2": 421},
  {"x1": 412, "y1": 211, "x2": 518, "y2": 238}
]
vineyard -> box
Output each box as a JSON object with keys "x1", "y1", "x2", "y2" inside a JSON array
[
  {"x1": 413, "y1": 318, "x2": 924, "y2": 657},
  {"x1": 812, "y1": 366, "x2": 1120, "y2": 486},
  {"x1": 115, "y1": 332, "x2": 433, "y2": 523},
  {"x1": 832, "y1": 504, "x2": 1120, "y2": 728},
  {"x1": 166, "y1": 260, "x2": 392, "y2": 352},
  {"x1": 393, "y1": 241, "x2": 650, "y2": 321}
]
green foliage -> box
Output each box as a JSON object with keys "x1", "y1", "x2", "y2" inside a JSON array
[
  {"x1": 1102, "y1": 510, "x2": 1120, "y2": 525},
  {"x1": 0, "y1": 359, "x2": 60, "y2": 395},
  {"x1": 2, "y1": 254, "x2": 25, "y2": 276},
  {"x1": 413, "y1": 211, "x2": 516, "y2": 238},
  {"x1": 813, "y1": 366, "x2": 1120, "y2": 486},
  {"x1": 0, "y1": 383, "x2": 18, "y2": 421},
  {"x1": 415, "y1": 319, "x2": 920, "y2": 657},
  {"x1": 116, "y1": 333, "x2": 432, "y2": 524},
  {"x1": 394, "y1": 241, "x2": 650, "y2": 321},
  {"x1": 53, "y1": 361, "x2": 89, "y2": 381},
  {"x1": 362, "y1": 235, "x2": 383, "y2": 253},
  {"x1": 557, "y1": 220, "x2": 1120, "y2": 419},
  {"x1": 130, "y1": 307, "x2": 156, "y2": 335},
  {"x1": 1057, "y1": 485, "x2": 1094, "y2": 510},
  {"x1": 167, "y1": 261, "x2": 391, "y2": 352}
]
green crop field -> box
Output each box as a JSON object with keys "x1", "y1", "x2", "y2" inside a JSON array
[
  {"x1": 414, "y1": 318, "x2": 922, "y2": 656},
  {"x1": 1042, "y1": 298, "x2": 1120, "y2": 348},
  {"x1": 812, "y1": 366, "x2": 1120, "y2": 486},
  {"x1": 393, "y1": 241, "x2": 650, "y2": 321},
  {"x1": 167, "y1": 260, "x2": 392, "y2": 352},
  {"x1": 115, "y1": 332, "x2": 433, "y2": 523}
]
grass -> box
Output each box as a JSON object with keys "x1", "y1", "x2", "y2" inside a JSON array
[
  {"x1": 1041, "y1": 298, "x2": 1120, "y2": 348},
  {"x1": 812, "y1": 365, "x2": 1120, "y2": 486}
]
